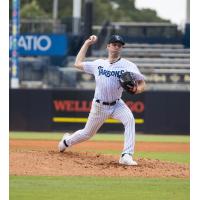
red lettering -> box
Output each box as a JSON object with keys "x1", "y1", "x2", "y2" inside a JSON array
[
  {"x1": 54, "y1": 100, "x2": 66, "y2": 111},
  {"x1": 81, "y1": 100, "x2": 91, "y2": 112},
  {"x1": 133, "y1": 101, "x2": 145, "y2": 113},
  {"x1": 74, "y1": 101, "x2": 80, "y2": 111},
  {"x1": 54, "y1": 100, "x2": 92, "y2": 112},
  {"x1": 73, "y1": 100, "x2": 91, "y2": 112},
  {"x1": 54, "y1": 99, "x2": 144, "y2": 113},
  {"x1": 66, "y1": 100, "x2": 74, "y2": 111},
  {"x1": 126, "y1": 101, "x2": 145, "y2": 113}
]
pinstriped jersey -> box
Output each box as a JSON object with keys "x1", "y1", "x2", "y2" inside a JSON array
[{"x1": 83, "y1": 58, "x2": 144, "y2": 102}]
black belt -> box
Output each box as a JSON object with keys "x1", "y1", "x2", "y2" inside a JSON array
[{"x1": 96, "y1": 99, "x2": 118, "y2": 106}]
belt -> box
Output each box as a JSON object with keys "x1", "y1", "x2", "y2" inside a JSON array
[{"x1": 96, "y1": 99, "x2": 118, "y2": 106}]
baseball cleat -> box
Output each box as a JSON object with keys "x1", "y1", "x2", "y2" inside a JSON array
[
  {"x1": 58, "y1": 133, "x2": 71, "y2": 152},
  {"x1": 119, "y1": 154, "x2": 138, "y2": 166}
]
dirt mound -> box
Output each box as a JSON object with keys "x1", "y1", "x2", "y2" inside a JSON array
[
  {"x1": 10, "y1": 139, "x2": 189, "y2": 152},
  {"x1": 10, "y1": 150, "x2": 189, "y2": 178}
]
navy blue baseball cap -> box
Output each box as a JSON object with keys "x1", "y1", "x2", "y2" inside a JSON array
[{"x1": 107, "y1": 35, "x2": 125, "y2": 45}]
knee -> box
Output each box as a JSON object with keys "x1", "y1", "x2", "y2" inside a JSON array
[
  {"x1": 84, "y1": 133, "x2": 92, "y2": 140},
  {"x1": 124, "y1": 115, "x2": 135, "y2": 126},
  {"x1": 82, "y1": 129, "x2": 94, "y2": 140}
]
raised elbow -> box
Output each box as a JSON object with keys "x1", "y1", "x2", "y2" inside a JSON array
[
  {"x1": 74, "y1": 62, "x2": 83, "y2": 70},
  {"x1": 74, "y1": 63, "x2": 79, "y2": 68}
]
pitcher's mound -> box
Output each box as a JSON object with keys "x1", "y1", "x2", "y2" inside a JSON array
[{"x1": 10, "y1": 150, "x2": 189, "y2": 178}]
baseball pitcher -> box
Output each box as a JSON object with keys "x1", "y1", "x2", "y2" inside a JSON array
[{"x1": 58, "y1": 35, "x2": 146, "y2": 166}]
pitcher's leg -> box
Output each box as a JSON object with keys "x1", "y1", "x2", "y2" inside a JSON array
[
  {"x1": 60, "y1": 100, "x2": 109, "y2": 149},
  {"x1": 111, "y1": 100, "x2": 135, "y2": 155},
  {"x1": 66, "y1": 111, "x2": 107, "y2": 146}
]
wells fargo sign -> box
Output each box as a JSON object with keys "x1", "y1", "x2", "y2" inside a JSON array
[
  {"x1": 51, "y1": 90, "x2": 145, "y2": 132},
  {"x1": 53, "y1": 100, "x2": 144, "y2": 113}
]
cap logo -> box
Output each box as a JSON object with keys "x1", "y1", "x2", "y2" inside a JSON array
[{"x1": 116, "y1": 35, "x2": 120, "y2": 40}]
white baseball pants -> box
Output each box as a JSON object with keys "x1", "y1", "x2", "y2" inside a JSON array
[{"x1": 65, "y1": 99, "x2": 135, "y2": 155}]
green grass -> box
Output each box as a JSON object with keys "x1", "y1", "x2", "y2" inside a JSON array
[
  {"x1": 77, "y1": 149, "x2": 189, "y2": 164},
  {"x1": 136, "y1": 152, "x2": 190, "y2": 164},
  {"x1": 9, "y1": 132, "x2": 190, "y2": 143},
  {"x1": 9, "y1": 132, "x2": 189, "y2": 163},
  {"x1": 10, "y1": 176, "x2": 189, "y2": 200}
]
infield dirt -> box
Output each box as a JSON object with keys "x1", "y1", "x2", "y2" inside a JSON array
[{"x1": 10, "y1": 140, "x2": 189, "y2": 178}]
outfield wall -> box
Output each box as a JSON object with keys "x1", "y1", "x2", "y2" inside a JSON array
[{"x1": 9, "y1": 89, "x2": 190, "y2": 134}]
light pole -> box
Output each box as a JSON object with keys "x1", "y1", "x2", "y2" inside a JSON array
[
  {"x1": 84, "y1": 0, "x2": 93, "y2": 56},
  {"x1": 186, "y1": 0, "x2": 190, "y2": 23},
  {"x1": 73, "y1": 0, "x2": 82, "y2": 35},
  {"x1": 52, "y1": 0, "x2": 58, "y2": 32},
  {"x1": 53, "y1": 0, "x2": 58, "y2": 20},
  {"x1": 184, "y1": 0, "x2": 190, "y2": 48}
]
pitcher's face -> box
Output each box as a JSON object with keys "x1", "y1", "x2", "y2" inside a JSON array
[{"x1": 107, "y1": 42, "x2": 123, "y2": 54}]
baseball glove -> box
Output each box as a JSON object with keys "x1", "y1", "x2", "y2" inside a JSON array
[{"x1": 119, "y1": 72, "x2": 139, "y2": 94}]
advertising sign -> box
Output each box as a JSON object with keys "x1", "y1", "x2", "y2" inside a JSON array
[
  {"x1": 10, "y1": 89, "x2": 189, "y2": 134},
  {"x1": 51, "y1": 90, "x2": 145, "y2": 132},
  {"x1": 11, "y1": 0, "x2": 20, "y2": 87},
  {"x1": 9, "y1": 34, "x2": 68, "y2": 56}
]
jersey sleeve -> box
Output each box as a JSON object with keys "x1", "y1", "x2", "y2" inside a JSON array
[
  {"x1": 127, "y1": 62, "x2": 145, "y2": 80},
  {"x1": 82, "y1": 60, "x2": 98, "y2": 74}
]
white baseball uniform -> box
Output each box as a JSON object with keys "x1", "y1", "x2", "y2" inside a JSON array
[{"x1": 64, "y1": 58, "x2": 144, "y2": 155}]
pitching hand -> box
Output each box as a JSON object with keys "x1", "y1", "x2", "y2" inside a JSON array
[{"x1": 85, "y1": 35, "x2": 98, "y2": 46}]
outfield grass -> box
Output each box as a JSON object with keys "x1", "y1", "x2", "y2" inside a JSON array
[
  {"x1": 10, "y1": 176, "x2": 189, "y2": 200},
  {"x1": 9, "y1": 132, "x2": 190, "y2": 163},
  {"x1": 9, "y1": 132, "x2": 190, "y2": 143},
  {"x1": 80, "y1": 149, "x2": 189, "y2": 164},
  {"x1": 136, "y1": 151, "x2": 189, "y2": 164}
]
